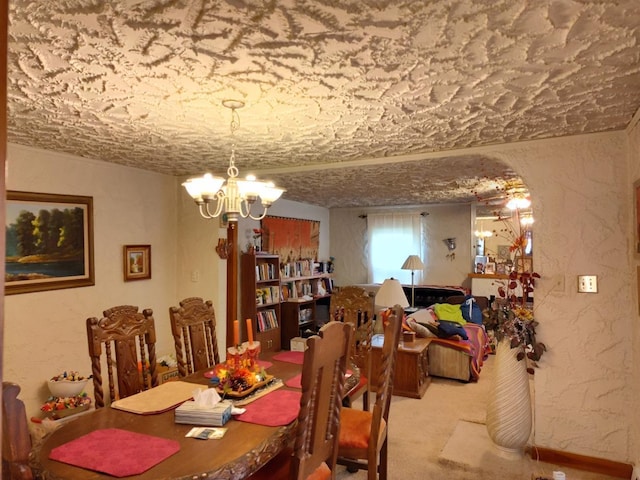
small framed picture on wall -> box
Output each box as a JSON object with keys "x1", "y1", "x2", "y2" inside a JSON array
[{"x1": 123, "y1": 245, "x2": 151, "y2": 281}]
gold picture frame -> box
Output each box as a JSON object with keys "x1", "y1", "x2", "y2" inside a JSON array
[
  {"x1": 123, "y1": 245, "x2": 151, "y2": 281},
  {"x1": 6, "y1": 191, "x2": 95, "y2": 295}
]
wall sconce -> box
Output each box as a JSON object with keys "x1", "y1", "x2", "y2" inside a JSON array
[{"x1": 444, "y1": 238, "x2": 457, "y2": 251}]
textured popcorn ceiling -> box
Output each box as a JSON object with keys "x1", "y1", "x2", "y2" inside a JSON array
[{"x1": 7, "y1": 0, "x2": 640, "y2": 209}]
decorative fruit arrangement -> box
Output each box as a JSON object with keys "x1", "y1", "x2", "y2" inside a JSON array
[
  {"x1": 41, "y1": 393, "x2": 91, "y2": 413},
  {"x1": 210, "y1": 365, "x2": 265, "y2": 394}
]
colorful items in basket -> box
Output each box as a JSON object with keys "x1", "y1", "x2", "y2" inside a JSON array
[{"x1": 41, "y1": 393, "x2": 92, "y2": 419}]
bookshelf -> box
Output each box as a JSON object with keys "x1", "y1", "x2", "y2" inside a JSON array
[
  {"x1": 240, "y1": 253, "x2": 282, "y2": 352},
  {"x1": 279, "y1": 262, "x2": 333, "y2": 349}
]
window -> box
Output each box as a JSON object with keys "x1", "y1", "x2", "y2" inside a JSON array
[{"x1": 367, "y1": 212, "x2": 424, "y2": 284}]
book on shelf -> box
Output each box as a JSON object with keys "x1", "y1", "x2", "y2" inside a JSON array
[{"x1": 256, "y1": 309, "x2": 279, "y2": 332}]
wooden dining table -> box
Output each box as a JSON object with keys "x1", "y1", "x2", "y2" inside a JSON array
[{"x1": 32, "y1": 351, "x2": 305, "y2": 480}]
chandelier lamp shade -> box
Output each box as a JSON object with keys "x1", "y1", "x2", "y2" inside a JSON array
[
  {"x1": 182, "y1": 100, "x2": 285, "y2": 221},
  {"x1": 401, "y1": 255, "x2": 424, "y2": 308}
]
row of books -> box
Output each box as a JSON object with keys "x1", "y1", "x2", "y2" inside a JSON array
[
  {"x1": 256, "y1": 286, "x2": 281, "y2": 305},
  {"x1": 255, "y1": 262, "x2": 278, "y2": 281},
  {"x1": 280, "y1": 259, "x2": 314, "y2": 278},
  {"x1": 281, "y1": 276, "x2": 334, "y2": 301},
  {"x1": 257, "y1": 309, "x2": 278, "y2": 332}
]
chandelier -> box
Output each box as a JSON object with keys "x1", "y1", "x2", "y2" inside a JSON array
[{"x1": 182, "y1": 100, "x2": 285, "y2": 222}]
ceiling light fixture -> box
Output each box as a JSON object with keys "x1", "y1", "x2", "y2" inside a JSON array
[
  {"x1": 506, "y1": 194, "x2": 531, "y2": 210},
  {"x1": 182, "y1": 100, "x2": 285, "y2": 222}
]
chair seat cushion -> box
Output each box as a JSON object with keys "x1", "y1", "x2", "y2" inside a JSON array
[
  {"x1": 338, "y1": 407, "x2": 386, "y2": 451},
  {"x1": 246, "y1": 447, "x2": 331, "y2": 480}
]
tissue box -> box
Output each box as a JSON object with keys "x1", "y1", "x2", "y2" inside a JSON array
[
  {"x1": 175, "y1": 400, "x2": 233, "y2": 427},
  {"x1": 290, "y1": 337, "x2": 307, "y2": 352}
]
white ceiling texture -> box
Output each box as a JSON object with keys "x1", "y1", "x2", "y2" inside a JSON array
[{"x1": 7, "y1": 1, "x2": 640, "y2": 212}]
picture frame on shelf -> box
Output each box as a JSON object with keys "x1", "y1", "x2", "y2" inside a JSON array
[
  {"x1": 496, "y1": 263, "x2": 506, "y2": 275},
  {"x1": 485, "y1": 262, "x2": 496, "y2": 275},
  {"x1": 5, "y1": 191, "x2": 95, "y2": 295},
  {"x1": 123, "y1": 245, "x2": 151, "y2": 281},
  {"x1": 515, "y1": 255, "x2": 533, "y2": 273}
]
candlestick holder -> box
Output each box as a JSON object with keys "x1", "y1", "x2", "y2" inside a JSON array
[{"x1": 242, "y1": 341, "x2": 261, "y2": 370}]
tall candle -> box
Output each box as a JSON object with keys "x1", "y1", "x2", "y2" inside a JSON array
[
  {"x1": 233, "y1": 320, "x2": 240, "y2": 346},
  {"x1": 246, "y1": 318, "x2": 254, "y2": 344}
]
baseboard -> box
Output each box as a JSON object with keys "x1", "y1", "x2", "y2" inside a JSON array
[{"x1": 530, "y1": 446, "x2": 633, "y2": 479}]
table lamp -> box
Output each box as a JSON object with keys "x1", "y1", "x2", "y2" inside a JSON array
[
  {"x1": 374, "y1": 278, "x2": 409, "y2": 333},
  {"x1": 401, "y1": 254, "x2": 424, "y2": 308}
]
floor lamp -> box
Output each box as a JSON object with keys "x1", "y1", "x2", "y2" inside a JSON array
[{"x1": 401, "y1": 255, "x2": 424, "y2": 308}]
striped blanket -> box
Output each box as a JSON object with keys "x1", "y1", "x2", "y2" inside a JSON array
[{"x1": 428, "y1": 323, "x2": 490, "y2": 381}]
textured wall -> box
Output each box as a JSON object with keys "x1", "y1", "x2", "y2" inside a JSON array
[
  {"x1": 4, "y1": 144, "x2": 179, "y2": 416},
  {"x1": 332, "y1": 131, "x2": 637, "y2": 463}
]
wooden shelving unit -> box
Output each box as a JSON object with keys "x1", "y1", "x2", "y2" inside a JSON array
[
  {"x1": 279, "y1": 266, "x2": 333, "y2": 349},
  {"x1": 240, "y1": 253, "x2": 281, "y2": 352}
]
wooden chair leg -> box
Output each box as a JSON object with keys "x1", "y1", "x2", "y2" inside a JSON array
[
  {"x1": 379, "y1": 438, "x2": 389, "y2": 480},
  {"x1": 362, "y1": 389, "x2": 369, "y2": 411}
]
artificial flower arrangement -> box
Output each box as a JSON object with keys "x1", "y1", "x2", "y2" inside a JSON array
[
  {"x1": 208, "y1": 346, "x2": 268, "y2": 397},
  {"x1": 482, "y1": 202, "x2": 546, "y2": 372}
]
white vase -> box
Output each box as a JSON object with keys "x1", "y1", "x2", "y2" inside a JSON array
[{"x1": 486, "y1": 339, "x2": 532, "y2": 457}]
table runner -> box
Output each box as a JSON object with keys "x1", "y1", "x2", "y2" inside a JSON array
[
  {"x1": 272, "y1": 351, "x2": 304, "y2": 364},
  {"x1": 235, "y1": 390, "x2": 301, "y2": 426},
  {"x1": 49, "y1": 428, "x2": 180, "y2": 477}
]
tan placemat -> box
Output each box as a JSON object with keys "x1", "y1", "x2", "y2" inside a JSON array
[{"x1": 111, "y1": 381, "x2": 206, "y2": 415}]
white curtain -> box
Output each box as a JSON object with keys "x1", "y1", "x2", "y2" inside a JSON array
[{"x1": 366, "y1": 212, "x2": 424, "y2": 284}]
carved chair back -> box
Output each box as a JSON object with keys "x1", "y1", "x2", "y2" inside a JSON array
[
  {"x1": 169, "y1": 297, "x2": 220, "y2": 377},
  {"x1": 330, "y1": 286, "x2": 374, "y2": 404},
  {"x1": 86, "y1": 305, "x2": 158, "y2": 408},
  {"x1": 292, "y1": 321, "x2": 352, "y2": 479},
  {"x1": 2, "y1": 382, "x2": 34, "y2": 480}
]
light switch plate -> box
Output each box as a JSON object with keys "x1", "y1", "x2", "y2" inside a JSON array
[{"x1": 577, "y1": 275, "x2": 598, "y2": 293}]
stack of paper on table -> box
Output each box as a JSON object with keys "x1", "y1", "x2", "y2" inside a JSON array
[{"x1": 175, "y1": 400, "x2": 233, "y2": 426}]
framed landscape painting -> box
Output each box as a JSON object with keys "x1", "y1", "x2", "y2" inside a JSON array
[
  {"x1": 123, "y1": 245, "x2": 151, "y2": 281},
  {"x1": 6, "y1": 191, "x2": 95, "y2": 295}
]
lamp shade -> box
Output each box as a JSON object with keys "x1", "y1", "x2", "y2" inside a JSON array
[
  {"x1": 375, "y1": 278, "x2": 409, "y2": 309},
  {"x1": 401, "y1": 255, "x2": 424, "y2": 271}
]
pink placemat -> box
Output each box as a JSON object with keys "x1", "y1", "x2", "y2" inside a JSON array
[
  {"x1": 258, "y1": 359, "x2": 273, "y2": 369},
  {"x1": 235, "y1": 390, "x2": 301, "y2": 426},
  {"x1": 272, "y1": 351, "x2": 304, "y2": 364},
  {"x1": 49, "y1": 428, "x2": 180, "y2": 477},
  {"x1": 285, "y1": 373, "x2": 302, "y2": 389}
]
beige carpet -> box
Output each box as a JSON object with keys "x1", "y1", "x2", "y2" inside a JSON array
[{"x1": 336, "y1": 354, "x2": 621, "y2": 480}]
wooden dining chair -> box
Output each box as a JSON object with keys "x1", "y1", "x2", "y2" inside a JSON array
[
  {"x1": 330, "y1": 285, "x2": 374, "y2": 410},
  {"x1": 86, "y1": 305, "x2": 159, "y2": 408},
  {"x1": 2, "y1": 382, "x2": 34, "y2": 480},
  {"x1": 247, "y1": 321, "x2": 353, "y2": 480},
  {"x1": 169, "y1": 297, "x2": 220, "y2": 377},
  {"x1": 337, "y1": 305, "x2": 403, "y2": 480}
]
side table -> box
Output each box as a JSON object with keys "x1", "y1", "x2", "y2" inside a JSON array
[{"x1": 370, "y1": 336, "x2": 431, "y2": 399}]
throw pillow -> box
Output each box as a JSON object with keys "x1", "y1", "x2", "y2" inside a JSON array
[
  {"x1": 407, "y1": 308, "x2": 438, "y2": 326},
  {"x1": 406, "y1": 318, "x2": 437, "y2": 338},
  {"x1": 433, "y1": 303, "x2": 466, "y2": 325}
]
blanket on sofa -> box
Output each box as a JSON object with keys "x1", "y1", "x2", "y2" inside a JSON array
[{"x1": 429, "y1": 323, "x2": 490, "y2": 381}]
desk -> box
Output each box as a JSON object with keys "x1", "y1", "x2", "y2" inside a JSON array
[
  {"x1": 370, "y1": 337, "x2": 432, "y2": 399},
  {"x1": 33, "y1": 352, "x2": 302, "y2": 480}
]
